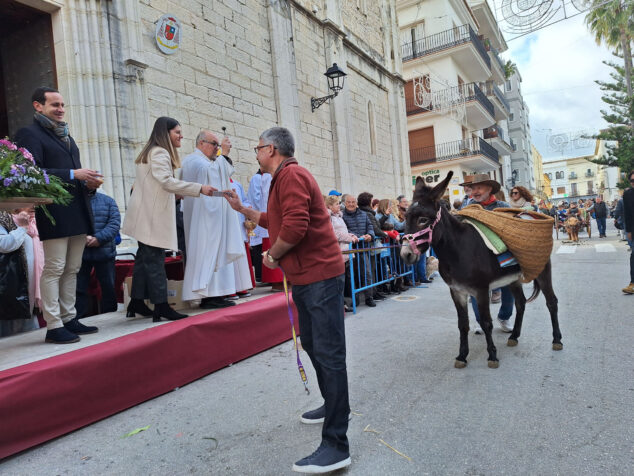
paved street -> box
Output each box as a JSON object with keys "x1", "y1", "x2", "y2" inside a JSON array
[{"x1": 2, "y1": 227, "x2": 633, "y2": 475}]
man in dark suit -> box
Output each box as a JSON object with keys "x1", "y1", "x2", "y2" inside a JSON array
[
  {"x1": 623, "y1": 170, "x2": 634, "y2": 294},
  {"x1": 15, "y1": 87, "x2": 103, "y2": 344}
]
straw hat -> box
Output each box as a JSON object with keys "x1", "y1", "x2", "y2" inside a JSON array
[{"x1": 467, "y1": 173, "x2": 501, "y2": 194}]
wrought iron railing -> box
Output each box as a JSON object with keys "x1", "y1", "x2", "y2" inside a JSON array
[
  {"x1": 406, "y1": 82, "x2": 494, "y2": 117},
  {"x1": 569, "y1": 173, "x2": 578, "y2": 179},
  {"x1": 483, "y1": 124, "x2": 509, "y2": 143},
  {"x1": 484, "y1": 81, "x2": 510, "y2": 112},
  {"x1": 585, "y1": 171, "x2": 594, "y2": 177},
  {"x1": 410, "y1": 137, "x2": 499, "y2": 166},
  {"x1": 490, "y1": 46, "x2": 505, "y2": 73},
  {"x1": 401, "y1": 24, "x2": 491, "y2": 68}
]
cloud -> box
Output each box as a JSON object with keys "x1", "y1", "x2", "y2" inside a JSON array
[{"x1": 504, "y1": 15, "x2": 614, "y2": 159}]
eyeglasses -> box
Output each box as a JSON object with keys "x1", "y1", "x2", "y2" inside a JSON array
[
  {"x1": 254, "y1": 144, "x2": 276, "y2": 154},
  {"x1": 201, "y1": 140, "x2": 219, "y2": 147},
  {"x1": 511, "y1": 191, "x2": 519, "y2": 195}
]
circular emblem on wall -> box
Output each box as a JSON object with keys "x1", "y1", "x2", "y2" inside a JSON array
[{"x1": 155, "y1": 14, "x2": 181, "y2": 55}]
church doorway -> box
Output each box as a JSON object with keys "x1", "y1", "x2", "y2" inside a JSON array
[{"x1": 0, "y1": 0, "x2": 56, "y2": 139}]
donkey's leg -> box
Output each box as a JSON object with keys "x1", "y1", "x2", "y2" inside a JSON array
[
  {"x1": 537, "y1": 261, "x2": 563, "y2": 350},
  {"x1": 449, "y1": 288, "x2": 470, "y2": 368},
  {"x1": 475, "y1": 289, "x2": 498, "y2": 368},
  {"x1": 507, "y1": 281, "x2": 526, "y2": 347}
]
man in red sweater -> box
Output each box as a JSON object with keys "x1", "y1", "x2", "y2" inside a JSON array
[{"x1": 224, "y1": 127, "x2": 350, "y2": 473}]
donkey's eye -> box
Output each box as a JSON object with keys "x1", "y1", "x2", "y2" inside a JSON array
[{"x1": 417, "y1": 217, "x2": 429, "y2": 227}]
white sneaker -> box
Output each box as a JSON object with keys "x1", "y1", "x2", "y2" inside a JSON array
[
  {"x1": 474, "y1": 325, "x2": 483, "y2": 335},
  {"x1": 498, "y1": 318, "x2": 513, "y2": 333}
]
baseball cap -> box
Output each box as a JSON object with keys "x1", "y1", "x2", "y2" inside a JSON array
[{"x1": 328, "y1": 189, "x2": 342, "y2": 196}]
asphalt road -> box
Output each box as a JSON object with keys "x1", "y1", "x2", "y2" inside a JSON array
[{"x1": 2, "y1": 228, "x2": 633, "y2": 475}]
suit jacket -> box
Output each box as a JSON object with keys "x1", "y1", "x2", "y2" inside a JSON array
[
  {"x1": 14, "y1": 120, "x2": 94, "y2": 240},
  {"x1": 624, "y1": 188, "x2": 634, "y2": 233},
  {"x1": 122, "y1": 147, "x2": 202, "y2": 250}
]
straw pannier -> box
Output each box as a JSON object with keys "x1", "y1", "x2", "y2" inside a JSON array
[{"x1": 457, "y1": 205, "x2": 554, "y2": 282}]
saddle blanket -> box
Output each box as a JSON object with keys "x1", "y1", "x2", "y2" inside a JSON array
[{"x1": 461, "y1": 217, "x2": 518, "y2": 268}]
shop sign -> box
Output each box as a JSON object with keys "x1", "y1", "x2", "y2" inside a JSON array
[{"x1": 156, "y1": 14, "x2": 181, "y2": 55}]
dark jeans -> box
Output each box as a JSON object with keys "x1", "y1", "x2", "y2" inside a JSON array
[
  {"x1": 131, "y1": 242, "x2": 167, "y2": 304},
  {"x1": 596, "y1": 217, "x2": 607, "y2": 236},
  {"x1": 292, "y1": 273, "x2": 349, "y2": 452},
  {"x1": 250, "y1": 244, "x2": 262, "y2": 281},
  {"x1": 76, "y1": 259, "x2": 117, "y2": 318},
  {"x1": 629, "y1": 235, "x2": 634, "y2": 282}
]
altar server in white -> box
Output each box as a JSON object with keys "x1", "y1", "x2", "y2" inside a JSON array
[{"x1": 181, "y1": 130, "x2": 251, "y2": 309}]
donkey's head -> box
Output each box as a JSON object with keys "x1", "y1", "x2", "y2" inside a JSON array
[{"x1": 400, "y1": 171, "x2": 453, "y2": 264}]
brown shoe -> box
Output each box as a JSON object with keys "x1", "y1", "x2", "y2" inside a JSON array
[
  {"x1": 271, "y1": 282, "x2": 285, "y2": 292},
  {"x1": 622, "y1": 283, "x2": 634, "y2": 294}
]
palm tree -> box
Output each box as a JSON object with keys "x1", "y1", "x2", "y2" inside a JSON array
[
  {"x1": 504, "y1": 60, "x2": 517, "y2": 79},
  {"x1": 585, "y1": 0, "x2": 634, "y2": 98}
]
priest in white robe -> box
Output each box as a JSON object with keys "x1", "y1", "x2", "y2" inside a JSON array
[{"x1": 181, "y1": 130, "x2": 252, "y2": 309}]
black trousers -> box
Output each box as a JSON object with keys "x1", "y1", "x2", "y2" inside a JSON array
[
  {"x1": 76, "y1": 259, "x2": 117, "y2": 318},
  {"x1": 131, "y1": 242, "x2": 167, "y2": 304},
  {"x1": 250, "y1": 244, "x2": 262, "y2": 281},
  {"x1": 292, "y1": 273, "x2": 349, "y2": 452}
]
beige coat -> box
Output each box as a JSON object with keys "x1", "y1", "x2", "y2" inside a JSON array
[{"x1": 122, "y1": 147, "x2": 201, "y2": 250}]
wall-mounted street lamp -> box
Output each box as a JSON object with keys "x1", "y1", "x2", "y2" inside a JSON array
[{"x1": 311, "y1": 63, "x2": 347, "y2": 112}]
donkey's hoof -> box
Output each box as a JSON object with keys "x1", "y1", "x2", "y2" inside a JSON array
[
  {"x1": 552, "y1": 342, "x2": 563, "y2": 351},
  {"x1": 488, "y1": 360, "x2": 499, "y2": 369},
  {"x1": 507, "y1": 338, "x2": 518, "y2": 347},
  {"x1": 454, "y1": 360, "x2": 467, "y2": 369}
]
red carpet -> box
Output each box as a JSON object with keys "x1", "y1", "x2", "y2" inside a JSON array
[{"x1": 0, "y1": 293, "x2": 298, "y2": 459}]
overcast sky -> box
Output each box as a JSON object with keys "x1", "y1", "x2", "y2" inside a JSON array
[{"x1": 502, "y1": 14, "x2": 615, "y2": 160}]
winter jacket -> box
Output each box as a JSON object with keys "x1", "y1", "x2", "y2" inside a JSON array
[
  {"x1": 624, "y1": 188, "x2": 634, "y2": 233},
  {"x1": 376, "y1": 212, "x2": 404, "y2": 232},
  {"x1": 359, "y1": 205, "x2": 387, "y2": 239},
  {"x1": 83, "y1": 192, "x2": 121, "y2": 261},
  {"x1": 329, "y1": 210, "x2": 356, "y2": 262},
  {"x1": 593, "y1": 201, "x2": 608, "y2": 218},
  {"x1": 342, "y1": 207, "x2": 375, "y2": 238}
]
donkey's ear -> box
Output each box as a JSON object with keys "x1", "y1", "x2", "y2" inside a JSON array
[
  {"x1": 415, "y1": 176, "x2": 425, "y2": 186},
  {"x1": 429, "y1": 171, "x2": 453, "y2": 201}
]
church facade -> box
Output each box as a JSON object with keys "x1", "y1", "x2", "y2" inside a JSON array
[{"x1": 1, "y1": 0, "x2": 411, "y2": 210}]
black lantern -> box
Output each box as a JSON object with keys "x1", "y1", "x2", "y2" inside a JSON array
[{"x1": 311, "y1": 63, "x2": 347, "y2": 112}]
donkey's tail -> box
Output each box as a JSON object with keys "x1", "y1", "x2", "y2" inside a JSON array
[{"x1": 526, "y1": 279, "x2": 541, "y2": 303}]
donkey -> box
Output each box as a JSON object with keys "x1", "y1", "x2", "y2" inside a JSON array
[{"x1": 400, "y1": 172, "x2": 562, "y2": 368}]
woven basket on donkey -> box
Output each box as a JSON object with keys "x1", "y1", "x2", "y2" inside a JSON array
[{"x1": 457, "y1": 205, "x2": 554, "y2": 282}]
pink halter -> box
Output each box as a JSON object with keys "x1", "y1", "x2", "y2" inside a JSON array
[{"x1": 402, "y1": 206, "x2": 442, "y2": 255}]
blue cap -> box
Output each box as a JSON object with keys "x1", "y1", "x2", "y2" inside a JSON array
[{"x1": 328, "y1": 189, "x2": 342, "y2": 196}]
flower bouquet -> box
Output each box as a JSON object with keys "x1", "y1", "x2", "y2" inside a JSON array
[{"x1": 0, "y1": 138, "x2": 72, "y2": 222}]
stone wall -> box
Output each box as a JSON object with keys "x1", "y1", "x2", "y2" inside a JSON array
[{"x1": 33, "y1": 0, "x2": 410, "y2": 207}]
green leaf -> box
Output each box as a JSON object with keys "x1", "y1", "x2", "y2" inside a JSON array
[{"x1": 121, "y1": 425, "x2": 150, "y2": 438}]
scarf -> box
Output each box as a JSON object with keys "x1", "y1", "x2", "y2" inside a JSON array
[
  {"x1": 21, "y1": 215, "x2": 44, "y2": 305},
  {"x1": 34, "y1": 112, "x2": 70, "y2": 149},
  {"x1": 480, "y1": 195, "x2": 497, "y2": 207},
  {"x1": 509, "y1": 197, "x2": 527, "y2": 208}
]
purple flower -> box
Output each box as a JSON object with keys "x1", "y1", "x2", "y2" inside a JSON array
[
  {"x1": 3, "y1": 178, "x2": 12, "y2": 186},
  {"x1": 43, "y1": 171, "x2": 50, "y2": 184}
]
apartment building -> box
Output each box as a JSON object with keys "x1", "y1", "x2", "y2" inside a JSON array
[
  {"x1": 397, "y1": 0, "x2": 512, "y2": 201},
  {"x1": 506, "y1": 70, "x2": 535, "y2": 191},
  {"x1": 531, "y1": 144, "x2": 546, "y2": 199},
  {"x1": 543, "y1": 139, "x2": 620, "y2": 203}
]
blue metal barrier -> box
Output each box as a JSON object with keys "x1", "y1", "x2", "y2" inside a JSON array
[{"x1": 344, "y1": 237, "x2": 415, "y2": 314}]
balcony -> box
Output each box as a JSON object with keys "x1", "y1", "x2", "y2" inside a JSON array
[
  {"x1": 483, "y1": 125, "x2": 513, "y2": 155},
  {"x1": 585, "y1": 171, "x2": 595, "y2": 177},
  {"x1": 406, "y1": 82, "x2": 495, "y2": 129},
  {"x1": 569, "y1": 173, "x2": 578, "y2": 179},
  {"x1": 483, "y1": 81, "x2": 510, "y2": 120},
  {"x1": 488, "y1": 45, "x2": 505, "y2": 84},
  {"x1": 410, "y1": 137, "x2": 499, "y2": 170},
  {"x1": 401, "y1": 24, "x2": 491, "y2": 81}
]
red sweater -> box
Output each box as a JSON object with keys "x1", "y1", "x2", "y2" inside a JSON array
[{"x1": 258, "y1": 159, "x2": 344, "y2": 285}]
